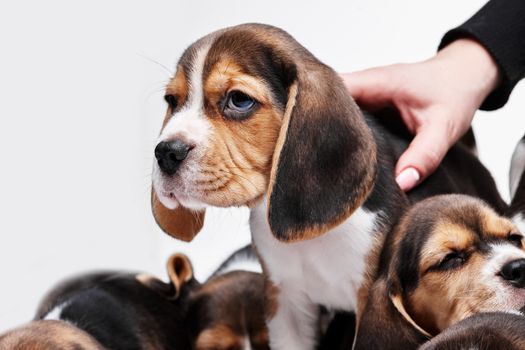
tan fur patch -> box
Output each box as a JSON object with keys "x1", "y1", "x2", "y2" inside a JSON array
[
  {"x1": 419, "y1": 220, "x2": 475, "y2": 274},
  {"x1": 162, "y1": 66, "x2": 188, "y2": 129},
  {"x1": 0, "y1": 320, "x2": 106, "y2": 350},
  {"x1": 205, "y1": 58, "x2": 273, "y2": 107},
  {"x1": 480, "y1": 207, "x2": 518, "y2": 239},
  {"x1": 407, "y1": 205, "x2": 516, "y2": 335},
  {"x1": 195, "y1": 324, "x2": 242, "y2": 350},
  {"x1": 409, "y1": 252, "x2": 492, "y2": 335},
  {"x1": 167, "y1": 253, "x2": 193, "y2": 297},
  {"x1": 252, "y1": 328, "x2": 269, "y2": 347},
  {"x1": 185, "y1": 63, "x2": 283, "y2": 207},
  {"x1": 151, "y1": 190, "x2": 205, "y2": 242}
]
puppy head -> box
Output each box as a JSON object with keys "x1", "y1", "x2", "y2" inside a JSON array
[
  {"x1": 0, "y1": 320, "x2": 106, "y2": 350},
  {"x1": 152, "y1": 23, "x2": 376, "y2": 242},
  {"x1": 185, "y1": 271, "x2": 268, "y2": 350},
  {"x1": 389, "y1": 194, "x2": 525, "y2": 335}
]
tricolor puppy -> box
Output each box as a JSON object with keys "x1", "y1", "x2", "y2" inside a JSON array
[
  {"x1": 151, "y1": 23, "x2": 505, "y2": 349},
  {"x1": 0, "y1": 254, "x2": 196, "y2": 350},
  {"x1": 0, "y1": 251, "x2": 270, "y2": 350},
  {"x1": 355, "y1": 194, "x2": 525, "y2": 350},
  {"x1": 419, "y1": 312, "x2": 525, "y2": 350}
]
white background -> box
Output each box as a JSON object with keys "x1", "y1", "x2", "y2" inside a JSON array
[{"x1": 0, "y1": 0, "x2": 524, "y2": 332}]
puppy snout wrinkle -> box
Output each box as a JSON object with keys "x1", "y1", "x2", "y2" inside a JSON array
[
  {"x1": 500, "y1": 258, "x2": 525, "y2": 288},
  {"x1": 155, "y1": 140, "x2": 193, "y2": 175}
]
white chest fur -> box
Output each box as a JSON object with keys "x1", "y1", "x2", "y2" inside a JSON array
[{"x1": 250, "y1": 200, "x2": 379, "y2": 311}]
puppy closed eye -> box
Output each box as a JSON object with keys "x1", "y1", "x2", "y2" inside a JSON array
[
  {"x1": 431, "y1": 251, "x2": 467, "y2": 271},
  {"x1": 508, "y1": 233, "x2": 524, "y2": 248},
  {"x1": 222, "y1": 90, "x2": 257, "y2": 120}
]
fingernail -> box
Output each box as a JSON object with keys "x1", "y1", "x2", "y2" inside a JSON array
[{"x1": 396, "y1": 167, "x2": 420, "y2": 191}]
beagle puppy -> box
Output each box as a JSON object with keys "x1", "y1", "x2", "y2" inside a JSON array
[
  {"x1": 0, "y1": 250, "x2": 270, "y2": 350},
  {"x1": 150, "y1": 23, "x2": 505, "y2": 349},
  {"x1": 419, "y1": 312, "x2": 525, "y2": 350},
  {"x1": 354, "y1": 194, "x2": 525, "y2": 349},
  {"x1": 0, "y1": 254, "x2": 195, "y2": 350}
]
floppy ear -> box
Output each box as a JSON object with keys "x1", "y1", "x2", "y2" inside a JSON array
[
  {"x1": 267, "y1": 65, "x2": 377, "y2": 242},
  {"x1": 151, "y1": 190, "x2": 205, "y2": 242},
  {"x1": 353, "y1": 279, "x2": 429, "y2": 350},
  {"x1": 166, "y1": 253, "x2": 195, "y2": 298}
]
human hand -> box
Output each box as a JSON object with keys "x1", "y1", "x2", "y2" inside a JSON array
[{"x1": 341, "y1": 39, "x2": 500, "y2": 191}]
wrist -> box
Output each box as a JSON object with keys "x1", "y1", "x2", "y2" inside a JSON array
[{"x1": 434, "y1": 38, "x2": 500, "y2": 107}]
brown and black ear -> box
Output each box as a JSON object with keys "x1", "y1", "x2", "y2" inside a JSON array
[
  {"x1": 267, "y1": 62, "x2": 377, "y2": 242},
  {"x1": 151, "y1": 190, "x2": 205, "y2": 242},
  {"x1": 354, "y1": 279, "x2": 429, "y2": 350},
  {"x1": 166, "y1": 253, "x2": 195, "y2": 298}
]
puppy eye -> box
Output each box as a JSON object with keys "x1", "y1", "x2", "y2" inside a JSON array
[
  {"x1": 434, "y1": 251, "x2": 467, "y2": 271},
  {"x1": 164, "y1": 94, "x2": 178, "y2": 109},
  {"x1": 223, "y1": 90, "x2": 257, "y2": 120},
  {"x1": 508, "y1": 233, "x2": 523, "y2": 247},
  {"x1": 227, "y1": 91, "x2": 255, "y2": 111}
]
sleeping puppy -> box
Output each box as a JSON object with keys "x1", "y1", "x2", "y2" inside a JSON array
[
  {"x1": 354, "y1": 194, "x2": 524, "y2": 349},
  {"x1": 0, "y1": 249, "x2": 270, "y2": 350},
  {"x1": 150, "y1": 23, "x2": 505, "y2": 349},
  {"x1": 419, "y1": 312, "x2": 525, "y2": 350},
  {"x1": 1, "y1": 251, "x2": 270, "y2": 350},
  {"x1": 0, "y1": 254, "x2": 195, "y2": 350}
]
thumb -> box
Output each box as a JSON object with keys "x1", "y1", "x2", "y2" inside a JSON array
[
  {"x1": 341, "y1": 66, "x2": 398, "y2": 108},
  {"x1": 395, "y1": 121, "x2": 454, "y2": 191}
]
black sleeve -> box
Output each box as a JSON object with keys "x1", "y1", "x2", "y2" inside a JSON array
[{"x1": 438, "y1": 0, "x2": 525, "y2": 111}]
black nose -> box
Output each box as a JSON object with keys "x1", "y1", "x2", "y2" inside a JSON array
[
  {"x1": 500, "y1": 259, "x2": 525, "y2": 288},
  {"x1": 155, "y1": 140, "x2": 192, "y2": 175}
]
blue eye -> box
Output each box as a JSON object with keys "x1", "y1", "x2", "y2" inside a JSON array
[{"x1": 227, "y1": 91, "x2": 255, "y2": 111}]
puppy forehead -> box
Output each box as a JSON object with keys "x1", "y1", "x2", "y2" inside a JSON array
[
  {"x1": 422, "y1": 221, "x2": 475, "y2": 258},
  {"x1": 204, "y1": 27, "x2": 293, "y2": 103},
  {"x1": 396, "y1": 197, "x2": 500, "y2": 269},
  {"x1": 416, "y1": 200, "x2": 516, "y2": 260},
  {"x1": 166, "y1": 27, "x2": 286, "y2": 112},
  {"x1": 203, "y1": 57, "x2": 273, "y2": 105},
  {"x1": 480, "y1": 207, "x2": 518, "y2": 238}
]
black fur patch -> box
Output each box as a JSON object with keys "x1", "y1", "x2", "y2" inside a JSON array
[{"x1": 420, "y1": 313, "x2": 525, "y2": 350}]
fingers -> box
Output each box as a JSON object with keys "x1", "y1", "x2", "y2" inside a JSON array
[
  {"x1": 395, "y1": 119, "x2": 455, "y2": 191},
  {"x1": 341, "y1": 67, "x2": 399, "y2": 108}
]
